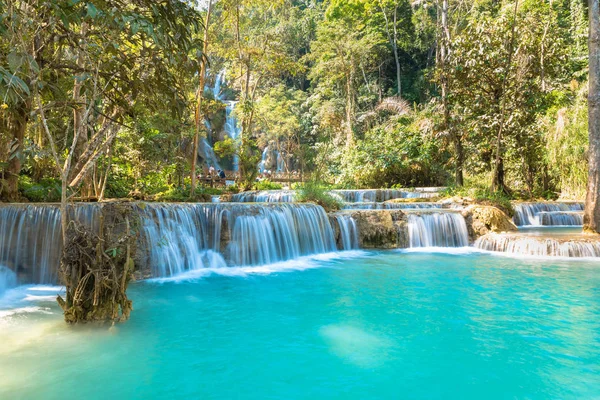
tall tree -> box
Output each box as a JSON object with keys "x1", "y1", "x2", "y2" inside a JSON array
[
  {"x1": 190, "y1": 0, "x2": 214, "y2": 197},
  {"x1": 584, "y1": 0, "x2": 600, "y2": 233}
]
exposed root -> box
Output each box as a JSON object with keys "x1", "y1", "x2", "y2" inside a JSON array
[{"x1": 57, "y1": 204, "x2": 135, "y2": 324}]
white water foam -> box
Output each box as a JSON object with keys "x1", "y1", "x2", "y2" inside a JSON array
[{"x1": 149, "y1": 250, "x2": 368, "y2": 283}]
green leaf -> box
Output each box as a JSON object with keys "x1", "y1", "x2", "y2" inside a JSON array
[
  {"x1": 87, "y1": 3, "x2": 99, "y2": 19},
  {"x1": 7, "y1": 51, "x2": 23, "y2": 73}
]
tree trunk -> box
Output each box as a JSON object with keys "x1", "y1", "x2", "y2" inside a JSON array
[
  {"x1": 455, "y1": 137, "x2": 464, "y2": 186},
  {"x1": 584, "y1": 0, "x2": 600, "y2": 233},
  {"x1": 190, "y1": 0, "x2": 213, "y2": 198},
  {"x1": 345, "y1": 65, "x2": 355, "y2": 147},
  {"x1": 3, "y1": 102, "x2": 29, "y2": 201},
  {"x1": 491, "y1": 0, "x2": 519, "y2": 193}
]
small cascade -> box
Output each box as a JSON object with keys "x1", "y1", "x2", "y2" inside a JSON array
[
  {"x1": 475, "y1": 234, "x2": 600, "y2": 258},
  {"x1": 137, "y1": 203, "x2": 337, "y2": 276},
  {"x1": 334, "y1": 215, "x2": 359, "y2": 250},
  {"x1": 331, "y1": 189, "x2": 438, "y2": 203},
  {"x1": 341, "y1": 202, "x2": 442, "y2": 210},
  {"x1": 513, "y1": 202, "x2": 584, "y2": 226},
  {"x1": 231, "y1": 190, "x2": 296, "y2": 203},
  {"x1": 407, "y1": 212, "x2": 469, "y2": 248},
  {"x1": 0, "y1": 265, "x2": 17, "y2": 296},
  {"x1": 0, "y1": 204, "x2": 99, "y2": 285},
  {"x1": 538, "y1": 211, "x2": 583, "y2": 226}
]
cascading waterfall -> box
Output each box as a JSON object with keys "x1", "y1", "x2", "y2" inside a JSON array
[
  {"x1": 334, "y1": 215, "x2": 359, "y2": 250},
  {"x1": 407, "y1": 212, "x2": 469, "y2": 248},
  {"x1": 231, "y1": 191, "x2": 296, "y2": 203},
  {"x1": 0, "y1": 265, "x2": 17, "y2": 296},
  {"x1": 0, "y1": 204, "x2": 99, "y2": 285},
  {"x1": 475, "y1": 234, "x2": 600, "y2": 258},
  {"x1": 513, "y1": 202, "x2": 584, "y2": 226},
  {"x1": 331, "y1": 189, "x2": 439, "y2": 203},
  {"x1": 341, "y1": 202, "x2": 442, "y2": 210},
  {"x1": 537, "y1": 211, "x2": 583, "y2": 226},
  {"x1": 229, "y1": 189, "x2": 440, "y2": 204},
  {"x1": 137, "y1": 203, "x2": 337, "y2": 276}
]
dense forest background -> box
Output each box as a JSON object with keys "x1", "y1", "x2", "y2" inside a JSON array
[{"x1": 0, "y1": 0, "x2": 591, "y2": 202}]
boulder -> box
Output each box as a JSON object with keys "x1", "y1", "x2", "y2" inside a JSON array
[{"x1": 462, "y1": 205, "x2": 517, "y2": 241}]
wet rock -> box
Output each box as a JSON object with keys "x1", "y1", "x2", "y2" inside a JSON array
[{"x1": 462, "y1": 205, "x2": 517, "y2": 241}]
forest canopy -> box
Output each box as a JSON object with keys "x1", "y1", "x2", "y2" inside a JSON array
[{"x1": 0, "y1": 0, "x2": 592, "y2": 202}]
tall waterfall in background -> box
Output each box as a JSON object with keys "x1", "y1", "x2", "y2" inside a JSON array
[
  {"x1": 137, "y1": 203, "x2": 336, "y2": 276},
  {"x1": 513, "y1": 202, "x2": 584, "y2": 226},
  {"x1": 407, "y1": 212, "x2": 469, "y2": 248}
]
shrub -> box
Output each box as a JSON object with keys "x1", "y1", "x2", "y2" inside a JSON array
[
  {"x1": 253, "y1": 180, "x2": 283, "y2": 191},
  {"x1": 296, "y1": 181, "x2": 342, "y2": 212}
]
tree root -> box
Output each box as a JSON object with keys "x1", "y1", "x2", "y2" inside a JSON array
[{"x1": 57, "y1": 204, "x2": 135, "y2": 324}]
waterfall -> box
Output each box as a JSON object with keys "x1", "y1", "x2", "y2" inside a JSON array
[
  {"x1": 407, "y1": 212, "x2": 469, "y2": 248},
  {"x1": 231, "y1": 191, "x2": 296, "y2": 202},
  {"x1": 475, "y1": 234, "x2": 600, "y2": 258},
  {"x1": 334, "y1": 215, "x2": 359, "y2": 250},
  {"x1": 137, "y1": 203, "x2": 337, "y2": 276},
  {"x1": 0, "y1": 265, "x2": 17, "y2": 296},
  {"x1": 341, "y1": 202, "x2": 442, "y2": 210},
  {"x1": 0, "y1": 204, "x2": 99, "y2": 285},
  {"x1": 330, "y1": 189, "x2": 439, "y2": 203},
  {"x1": 513, "y1": 202, "x2": 584, "y2": 226},
  {"x1": 537, "y1": 211, "x2": 583, "y2": 226}
]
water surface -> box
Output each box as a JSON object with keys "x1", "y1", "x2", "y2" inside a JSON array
[{"x1": 1, "y1": 251, "x2": 599, "y2": 399}]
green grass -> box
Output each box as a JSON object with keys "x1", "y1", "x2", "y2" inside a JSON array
[{"x1": 295, "y1": 181, "x2": 342, "y2": 212}]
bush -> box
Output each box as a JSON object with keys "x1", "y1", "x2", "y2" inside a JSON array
[
  {"x1": 296, "y1": 181, "x2": 342, "y2": 212},
  {"x1": 442, "y1": 185, "x2": 515, "y2": 217},
  {"x1": 253, "y1": 180, "x2": 283, "y2": 191},
  {"x1": 19, "y1": 176, "x2": 61, "y2": 202},
  {"x1": 153, "y1": 184, "x2": 222, "y2": 202}
]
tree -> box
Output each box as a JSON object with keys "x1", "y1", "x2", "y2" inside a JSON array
[
  {"x1": 584, "y1": 0, "x2": 600, "y2": 233},
  {"x1": 190, "y1": 0, "x2": 214, "y2": 198}
]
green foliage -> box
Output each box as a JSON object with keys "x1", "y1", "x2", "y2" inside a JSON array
[
  {"x1": 333, "y1": 112, "x2": 450, "y2": 188},
  {"x1": 0, "y1": 0, "x2": 593, "y2": 202},
  {"x1": 544, "y1": 83, "x2": 589, "y2": 199},
  {"x1": 153, "y1": 185, "x2": 222, "y2": 203},
  {"x1": 19, "y1": 176, "x2": 61, "y2": 202},
  {"x1": 296, "y1": 181, "x2": 343, "y2": 212},
  {"x1": 442, "y1": 184, "x2": 515, "y2": 217},
  {"x1": 253, "y1": 180, "x2": 283, "y2": 191}
]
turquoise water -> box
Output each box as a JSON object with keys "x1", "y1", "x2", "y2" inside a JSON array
[{"x1": 1, "y1": 250, "x2": 599, "y2": 399}]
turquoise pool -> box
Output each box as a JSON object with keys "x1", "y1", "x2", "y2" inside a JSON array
[{"x1": 1, "y1": 250, "x2": 599, "y2": 399}]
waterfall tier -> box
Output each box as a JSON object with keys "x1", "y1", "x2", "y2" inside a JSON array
[
  {"x1": 407, "y1": 212, "x2": 469, "y2": 248},
  {"x1": 475, "y1": 233, "x2": 600, "y2": 258},
  {"x1": 228, "y1": 189, "x2": 442, "y2": 204},
  {"x1": 342, "y1": 202, "x2": 442, "y2": 210},
  {"x1": 513, "y1": 202, "x2": 584, "y2": 226},
  {"x1": 537, "y1": 211, "x2": 583, "y2": 226},
  {"x1": 231, "y1": 191, "x2": 296, "y2": 203},
  {"x1": 331, "y1": 189, "x2": 439, "y2": 203},
  {"x1": 333, "y1": 215, "x2": 359, "y2": 250},
  {"x1": 0, "y1": 204, "x2": 99, "y2": 285},
  {"x1": 137, "y1": 203, "x2": 337, "y2": 276}
]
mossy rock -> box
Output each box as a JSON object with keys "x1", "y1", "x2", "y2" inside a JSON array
[
  {"x1": 462, "y1": 205, "x2": 517, "y2": 241},
  {"x1": 347, "y1": 210, "x2": 401, "y2": 249}
]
